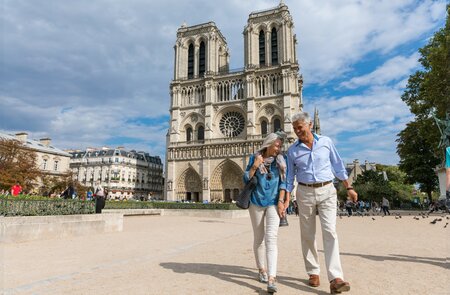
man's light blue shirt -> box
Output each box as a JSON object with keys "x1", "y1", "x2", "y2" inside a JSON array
[{"x1": 286, "y1": 134, "x2": 348, "y2": 192}]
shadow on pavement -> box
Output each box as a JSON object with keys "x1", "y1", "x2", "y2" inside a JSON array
[
  {"x1": 336, "y1": 251, "x2": 447, "y2": 269},
  {"x1": 160, "y1": 262, "x2": 330, "y2": 294}
]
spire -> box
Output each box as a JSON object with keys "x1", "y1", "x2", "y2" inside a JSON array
[{"x1": 313, "y1": 107, "x2": 321, "y2": 135}]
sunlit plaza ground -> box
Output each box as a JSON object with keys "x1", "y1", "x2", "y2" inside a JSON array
[{"x1": 2, "y1": 212, "x2": 449, "y2": 295}]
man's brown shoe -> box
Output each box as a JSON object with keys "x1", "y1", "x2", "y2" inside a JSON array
[
  {"x1": 330, "y1": 278, "x2": 350, "y2": 294},
  {"x1": 308, "y1": 274, "x2": 320, "y2": 287}
]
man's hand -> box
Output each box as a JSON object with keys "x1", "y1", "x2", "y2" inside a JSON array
[{"x1": 347, "y1": 189, "x2": 358, "y2": 203}]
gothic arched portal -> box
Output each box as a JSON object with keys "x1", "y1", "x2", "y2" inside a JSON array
[
  {"x1": 176, "y1": 167, "x2": 202, "y2": 202},
  {"x1": 210, "y1": 159, "x2": 244, "y2": 202}
]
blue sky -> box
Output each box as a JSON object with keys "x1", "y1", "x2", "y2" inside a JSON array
[{"x1": 0, "y1": 0, "x2": 447, "y2": 165}]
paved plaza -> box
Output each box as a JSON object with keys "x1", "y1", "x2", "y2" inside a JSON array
[{"x1": 2, "y1": 212, "x2": 449, "y2": 294}]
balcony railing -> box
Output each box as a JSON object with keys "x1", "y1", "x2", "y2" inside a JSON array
[{"x1": 170, "y1": 135, "x2": 265, "y2": 147}]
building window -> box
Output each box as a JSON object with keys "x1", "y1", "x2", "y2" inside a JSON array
[
  {"x1": 271, "y1": 27, "x2": 278, "y2": 65},
  {"x1": 54, "y1": 160, "x2": 59, "y2": 171},
  {"x1": 188, "y1": 43, "x2": 194, "y2": 79},
  {"x1": 197, "y1": 125, "x2": 204, "y2": 141},
  {"x1": 199, "y1": 41, "x2": 205, "y2": 77},
  {"x1": 259, "y1": 30, "x2": 265, "y2": 66},
  {"x1": 261, "y1": 120, "x2": 268, "y2": 136},
  {"x1": 273, "y1": 118, "x2": 281, "y2": 132},
  {"x1": 43, "y1": 159, "x2": 47, "y2": 170},
  {"x1": 219, "y1": 111, "x2": 245, "y2": 138},
  {"x1": 186, "y1": 127, "x2": 193, "y2": 142}
]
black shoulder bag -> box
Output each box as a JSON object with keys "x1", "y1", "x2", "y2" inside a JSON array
[{"x1": 235, "y1": 176, "x2": 258, "y2": 209}]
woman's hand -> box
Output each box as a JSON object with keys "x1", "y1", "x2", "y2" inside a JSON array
[
  {"x1": 253, "y1": 154, "x2": 263, "y2": 168},
  {"x1": 277, "y1": 201, "x2": 286, "y2": 218},
  {"x1": 277, "y1": 190, "x2": 288, "y2": 218}
]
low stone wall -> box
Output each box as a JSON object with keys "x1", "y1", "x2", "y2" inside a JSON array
[
  {"x1": 0, "y1": 213, "x2": 123, "y2": 243},
  {"x1": 160, "y1": 209, "x2": 249, "y2": 218},
  {"x1": 103, "y1": 208, "x2": 249, "y2": 218},
  {"x1": 102, "y1": 209, "x2": 162, "y2": 216}
]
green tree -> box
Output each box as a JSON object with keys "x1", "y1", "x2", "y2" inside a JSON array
[
  {"x1": 377, "y1": 165, "x2": 415, "y2": 203},
  {"x1": 397, "y1": 5, "x2": 449, "y2": 199},
  {"x1": 376, "y1": 165, "x2": 406, "y2": 183},
  {"x1": 352, "y1": 170, "x2": 395, "y2": 203},
  {"x1": 397, "y1": 121, "x2": 440, "y2": 199}
]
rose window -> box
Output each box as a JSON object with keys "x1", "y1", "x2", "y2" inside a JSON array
[{"x1": 219, "y1": 111, "x2": 245, "y2": 137}]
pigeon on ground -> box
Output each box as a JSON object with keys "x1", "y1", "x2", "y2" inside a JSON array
[
  {"x1": 372, "y1": 217, "x2": 375, "y2": 221},
  {"x1": 430, "y1": 219, "x2": 438, "y2": 224},
  {"x1": 445, "y1": 223, "x2": 448, "y2": 228}
]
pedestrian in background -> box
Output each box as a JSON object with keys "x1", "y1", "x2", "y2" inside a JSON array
[
  {"x1": 11, "y1": 182, "x2": 22, "y2": 196},
  {"x1": 94, "y1": 182, "x2": 105, "y2": 213},
  {"x1": 382, "y1": 197, "x2": 390, "y2": 215}
]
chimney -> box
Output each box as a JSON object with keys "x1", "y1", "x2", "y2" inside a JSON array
[
  {"x1": 15, "y1": 132, "x2": 28, "y2": 142},
  {"x1": 39, "y1": 138, "x2": 51, "y2": 147}
]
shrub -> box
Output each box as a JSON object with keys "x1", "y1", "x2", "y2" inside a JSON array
[{"x1": 0, "y1": 195, "x2": 95, "y2": 216}]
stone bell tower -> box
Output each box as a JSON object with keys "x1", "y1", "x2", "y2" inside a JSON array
[{"x1": 165, "y1": 2, "x2": 303, "y2": 202}]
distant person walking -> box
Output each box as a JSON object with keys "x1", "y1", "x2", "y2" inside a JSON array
[
  {"x1": 94, "y1": 182, "x2": 106, "y2": 213},
  {"x1": 243, "y1": 133, "x2": 288, "y2": 293},
  {"x1": 382, "y1": 197, "x2": 390, "y2": 215},
  {"x1": 345, "y1": 200, "x2": 353, "y2": 216}
]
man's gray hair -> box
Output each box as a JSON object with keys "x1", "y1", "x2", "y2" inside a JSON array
[{"x1": 291, "y1": 112, "x2": 311, "y2": 124}]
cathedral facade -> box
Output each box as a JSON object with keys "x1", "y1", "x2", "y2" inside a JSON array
[{"x1": 165, "y1": 3, "x2": 303, "y2": 202}]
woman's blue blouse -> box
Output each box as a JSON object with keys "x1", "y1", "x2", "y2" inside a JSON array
[{"x1": 243, "y1": 154, "x2": 287, "y2": 207}]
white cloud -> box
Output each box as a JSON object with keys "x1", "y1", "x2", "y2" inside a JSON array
[
  {"x1": 290, "y1": 0, "x2": 446, "y2": 83},
  {"x1": 340, "y1": 53, "x2": 420, "y2": 89}
]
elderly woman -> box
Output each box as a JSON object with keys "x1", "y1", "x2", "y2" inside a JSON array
[{"x1": 243, "y1": 132, "x2": 289, "y2": 293}]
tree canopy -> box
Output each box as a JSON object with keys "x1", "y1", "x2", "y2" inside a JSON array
[
  {"x1": 0, "y1": 138, "x2": 42, "y2": 192},
  {"x1": 397, "y1": 5, "x2": 450, "y2": 199}
]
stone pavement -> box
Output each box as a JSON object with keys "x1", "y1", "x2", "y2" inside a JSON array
[{"x1": 2, "y1": 213, "x2": 449, "y2": 294}]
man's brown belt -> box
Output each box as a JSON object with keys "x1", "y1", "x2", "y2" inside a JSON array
[{"x1": 298, "y1": 180, "x2": 333, "y2": 188}]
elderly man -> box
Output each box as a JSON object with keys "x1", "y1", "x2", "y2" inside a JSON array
[{"x1": 286, "y1": 112, "x2": 357, "y2": 294}]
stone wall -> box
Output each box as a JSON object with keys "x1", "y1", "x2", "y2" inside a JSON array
[{"x1": 0, "y1": 213, "x2": 123, "y2": 243}]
